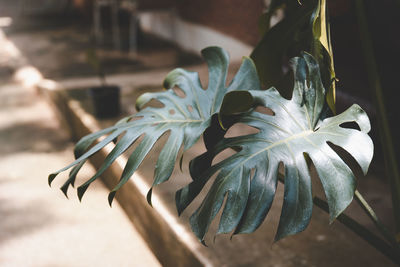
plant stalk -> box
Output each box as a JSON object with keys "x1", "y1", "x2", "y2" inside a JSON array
[
  {"x1": 355, "y1": 190, "x2": 399, "y2": 248},
  {"x1": 313, "y1": 196, "x2": 400, "y2": 265},
  {"x1": 354, "y1": 0, "x2": 400, "y2": 237},
  {"x1": 277, "y1": 174, "x2": 400, "y2": 264}
]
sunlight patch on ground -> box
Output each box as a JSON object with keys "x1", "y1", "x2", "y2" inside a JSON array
[
  {"x1": 0, "y1": 17, "x2": 12, "y2": 27},
  {"x1": 13, "y1": 65, "x2": 43, "y2": 88}
]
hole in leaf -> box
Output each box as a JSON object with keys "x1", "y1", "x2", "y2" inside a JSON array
[
  {"x1": 225, "y1": 123, "x2": 259, "y2": 138},
  {"x1": 250, "y1": 168, "x2": 256, "y2": 182},
  {"x1": 224, "y1": 63, "x2": 240, "y2": 87},
  {"x1": 152, "y1": 130, "x2": 171, "y2": 155},
  {"x1": 327, "y1": 141, "x2": 364, "y2": 178},
  {"x1": 255, "y1": 106, "x2": 274, "y2": 116},
  {"x1": 131, "y1": 116, "x2": 143, "y2": 121},
  {"x1": 173, "y1": 86, "x2": 186, "y2": 98},
  {"x1": 278, "y1": 162, "x2": 285, "y2": 183},
  {"x1": 209, "y1": 192, "x2": 229, "y2": 244},
  {"x1": 196, "y1": 68, "x2": 208, "y2": 90},
  {"x1": 112, "y1": 131, "x2": 126, "y2": 144},
  {"x1": 124, "y1": 133, "x2": 146, "y2": 154},
  {"x1": 211, "y1": 147, "x2": 237, "y2": 166},
  {"x1": 303, "y1": 153, "x2": 325, "y2": 199},
  {"x1": 140, "y1": 99, "x2": 164, "y2": 110},
  {"x1": 339, "y1": 121, "x2": 360, "y2": 131}
]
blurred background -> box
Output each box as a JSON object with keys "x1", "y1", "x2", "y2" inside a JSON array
[{"x1": 0, "y1": 0, "x2": 398, "y2": 266}]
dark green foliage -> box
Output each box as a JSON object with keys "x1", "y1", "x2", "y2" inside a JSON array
[
  {"x1": 252, "y1": 0, "x2": 336, "y2": 111},
  {"x1": 176, "y1": 53, "x2": 373, "y2": 242},
  {"x1": 49, "y1": 46, "x2": 261, "y2": 205},
  {"x1": 49, "y1": 47, "x2": 373, "y2": 244}
]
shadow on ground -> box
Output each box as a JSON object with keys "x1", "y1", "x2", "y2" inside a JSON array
[
  {"x1": 0, "y1": 196, "x2": 55, "y2": 246},
  {"x1": 0, "y1": 120, "x2": 69, "y2": 154}
]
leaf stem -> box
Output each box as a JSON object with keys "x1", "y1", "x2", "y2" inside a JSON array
[
  {"x1": 354, "y1": 190, "x2": 400, "y2": 249},
  {"x1": 354, "y1": 0, "x2": 400, "y2": 235},
  {"x1": 277, "y1": 174, "x2": 400, "y2": 264},
  {"x1": 313, "y1": 196, "x2": 400, "y2": 265}
]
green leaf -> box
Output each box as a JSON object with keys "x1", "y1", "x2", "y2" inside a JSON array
[
  {"x1": 250, "y1": 0, "x2": 315, "y2": 95},
  {"x1": 311, "y1": 0, "x2": 336, "y2": 113},
  {"x1": 48, "y1": 46, "x2": 261, "y2": 204},
  {"x1": 251, "y1": 0, "x2": 336, "y2": 112},
  {"x1": 258, "y1": 0, "x2": 286, "y2": 35},
  {"x1": 176, "y1": 53, "x2": 373, "y2": 243}
]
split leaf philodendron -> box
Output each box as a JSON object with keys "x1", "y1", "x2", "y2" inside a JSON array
[
  {"x1": 49, "y1": 47, "x2": 261, "y2": 205},
  {"x1": 49, "y1": 47, "x2": 373, "y2": 243},
  {"x1": 177, "y1": 53, "x2": 373, "y2": 242}
]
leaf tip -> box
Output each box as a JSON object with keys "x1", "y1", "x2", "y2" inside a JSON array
[
  {"x1": 60, "y1": 185, "x2": 69, "y2": 199},
  {"x1": 273, "y1": 234, "x2": 284, "y2": 243},
  {"x1": 48, "y1": 173, "x2": 57, "y2": 187},
  {"x1": 229, "y1": 233, "x2": 235, "y2": 241},
  {"x1": 77, "y1": 184, "x2": 89, "y2": 202},
  {"x1": 329, "y1": 213, "x2": 338, "y2": 225},
  {"x1": 135, "y1": 92, "x2": 152, "y2": 111},
  {"x1": 175, "y1": 190, "x2": 183, "y2": 216},
  {"x1": 146, "y1": 188, "x2": 153, "y2": 207},
  {"x1": 162, "y1": 78, "x2": 172, "y2": 90},
  {"x1": 108, "y1": 191, "x2": 117, "y2": 207}
]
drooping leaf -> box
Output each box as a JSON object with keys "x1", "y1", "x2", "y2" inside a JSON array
[
  {"x1": 251, "y1": 0, "x2": 336, "y2": 112},
  {"x1": 176, "y1": 53, "x2": 373, "y2": 243},
  {"x1": 258, "y1": 0, "x2": 286, "y2": 36},
  {"x1": 251, "y1": 0, "x2": 315, "y2": 95},
  {"x1": 48, "y1": 46, "x2": 261, "y2": 205},
  {"x1": 311, "y1": 0, "x2": 336, "y2": 113}
]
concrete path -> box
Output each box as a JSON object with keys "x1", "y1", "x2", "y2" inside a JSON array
[{"x1": 0, "y1": 30, "x2": 160, "y2": 267}]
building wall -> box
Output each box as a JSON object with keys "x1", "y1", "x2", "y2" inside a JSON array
[
  {"x1": 72, "y1": 0, "x2": 264, "y2": 47},
  {"x1": 176, "y1": 0, "x2": 264, "y2": 46}
]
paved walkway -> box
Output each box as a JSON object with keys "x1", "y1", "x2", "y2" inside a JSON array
[{"x1": 0, "y1": 28, "x2": 160, "y2": 266}]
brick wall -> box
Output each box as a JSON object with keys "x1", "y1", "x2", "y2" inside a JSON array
[
  {"x1": 176, "y1": 0, "x2": 264, "y2": 46},
  {"x1": 72, "y1": 0, "x2": 264, "y2": 46}
]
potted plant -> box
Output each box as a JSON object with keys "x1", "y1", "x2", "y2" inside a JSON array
[
  {"x1": 50, "y1": 1, "x2": 400, "y2": 265},
  {"x1": 86, "y1": 48, "x2": 121, "y2": 118}
]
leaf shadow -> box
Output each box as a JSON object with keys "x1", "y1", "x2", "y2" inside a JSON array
[
  {"x1": 0, "y1": 195, "x2": 55, "y2": 246},
  {"x1": 0, "y1": 121, "x2": 70, "y2": 154}
]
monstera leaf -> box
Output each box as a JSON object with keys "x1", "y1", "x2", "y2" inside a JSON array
[
  {"x1": 252, "y1": 0, "x2": 336, "y2": 112},
  {"x1": 48, "y1": 46, "x2": 261, "y2": 204},
  {"x1": 176, "y1": 53, "x2": 373, "y2": 242}
]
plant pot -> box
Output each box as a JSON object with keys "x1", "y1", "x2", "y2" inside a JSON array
[{"x1": 89, "y1": 85, "x2": 121, "y2": 118}]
